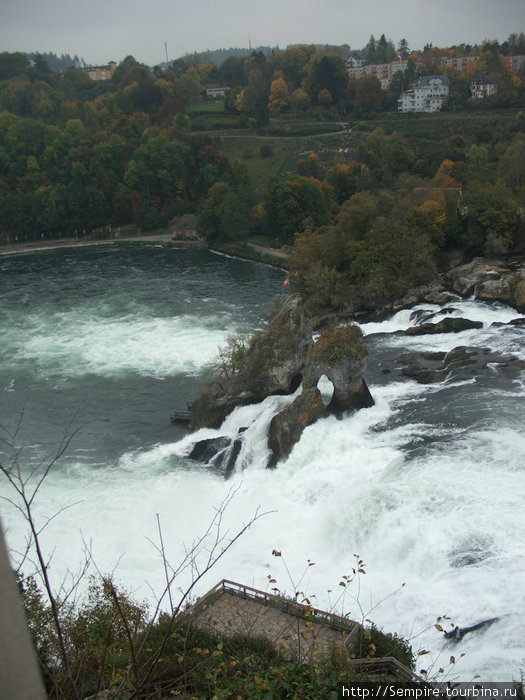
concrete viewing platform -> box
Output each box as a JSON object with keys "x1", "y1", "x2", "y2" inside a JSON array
[{"x1": 181, "y1": 579, "x2": 419, "y2": 681}]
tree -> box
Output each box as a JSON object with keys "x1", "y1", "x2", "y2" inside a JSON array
[
  {"x1": 175, "y1": 66, "x2": 202, "y2": 105},
  {"x1": 363, "y1": 35, "x2": 377, "y2": 63},
  {"x1": 397, "y1": 39, "x2": 410, "y2": 60},
  {"x1": 0, "y1": 51, "x2": 30, "y2": 79},
  {"x1": 433, "y1": 158, "x2": 462, "y2": 188},
  {"x1": 405, "y1": 198, "x2": 447, "y2": 247},
  {"x1": 290, "y1": 87, "x2": 310, "y2": 115},
  {"x1": 325, "y1": 162, "x2": 364, "y2": 204},
  {"x1": 268, "y1": 72, "x2": 290, "y2": 116},
  {"x1": 306, "y1": 51, "x2": 349, "y2": 105},
  {"x1": 346, "y1": 217, "x2": 436, "y2": 299},
  {"x1": 350, "y1": 76, "x2": 384, "y2": 113},
  {"x1": 318, "y1": 88, "x2": 332, "y2": 108},
  {"x1": 462, "y1": 185, "x2": 519, "y2": 253},
  {"x1": 465, "y1": 144, "x2": 491, "y2": 185},
  {"x1": 111, "y1": 55, "x2": 150, "y2": 89},
  {"x1": 268, "y1": 45, "x2": 312, "y2": 90},
  {"x1": 263, "y1": 177, "x2": 299, "y2": 243},
  {"x1": 336, "y1": 192, "x2": 378, "y2": 243},
  {"x1": 498, "y1": 136, "x2": 525, "y2": 193}
]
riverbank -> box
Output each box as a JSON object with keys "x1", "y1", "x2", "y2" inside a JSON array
[
  {"x1": 0, "y1": 232, "x2": 176, "y2": 258},
  {"x1": 0, "y1": 234, "x2": 290, "y2": 269}
]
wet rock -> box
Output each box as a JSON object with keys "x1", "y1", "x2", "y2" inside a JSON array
[
  {"x1": 444, "y1": 259, "x2": 508, "y2": 297},
  {"x1": 189, "y1": 434, "x2": 243, "y2": 478},
  {"x1": 404, "y1": 317, "x2": 483, "y2": 335},
  {"x1": 268, "y1": 387, "x2": 325, "y2": 467},
  {"x1": 400, "y1": 345, "x2": 525, "y2": 385},
  {"x1": 409, "y1": 307, "x2": 458, "y2": 326},
  {"x1": 401, "y1": 352, "x2": 447, "y2": 383},
  {"x1": 393, "y1": 280, "x2": 453, "y2": 310},
  {"x1": 513, "y1": 277, "x2": 525, "y2": 312},
  {"x1": 444, "y1": 258, "x2": 525, "y2": 312},
  {"x1": 189, "y1": 436, "x2": 231, "y2": 462}
]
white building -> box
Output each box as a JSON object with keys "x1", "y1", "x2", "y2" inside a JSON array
[
  {"x1": 206, "y1": 84, "x2": 230, "y2": 99},
  {"x1": 470, "y1": 74, "x2": 497, "y2": 99},
  {"x1": 398, "y1": 75, "x2": 449, "y2": 113}
]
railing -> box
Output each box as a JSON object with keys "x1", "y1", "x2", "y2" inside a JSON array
[
  {"x1": 170, "y1": 410, "x2": 191, "y2": 424},
  {"x1": 350, "y1": 656, "x2": 421, "y2": 681}
]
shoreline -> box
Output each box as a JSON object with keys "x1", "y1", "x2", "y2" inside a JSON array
[
  {"x1": 0, "y1": 233, "x2": 176, "y2": 258},
  {"x1": 0, "y1": 235, "x2": 290, "y2": 272}
]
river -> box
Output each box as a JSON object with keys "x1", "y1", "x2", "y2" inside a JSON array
[{"x1": 0, "y1": 246, "x2": 524, "y2": 682}]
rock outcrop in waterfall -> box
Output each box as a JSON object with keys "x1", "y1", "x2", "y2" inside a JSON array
[{"x1": 188, "y1": 295, "x2": 374, "y2": 471}]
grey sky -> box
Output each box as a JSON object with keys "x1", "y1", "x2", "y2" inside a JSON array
[{"x1": 1, "y1": 0, "x2": 523, "y2": 67}]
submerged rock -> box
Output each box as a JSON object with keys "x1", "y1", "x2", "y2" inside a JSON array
[
  {"x1": 401, "y1": 352, "x2": 447, "y2": 383},
  {"x1": 400, "y1": 344, "x2": 525, "y2": 385},
  {"x1": 404, "y1": 317, "x2": 483, "y2": 335},
  {"x1": 189, "y1": 433, "x2": 244, "y2": 478}
]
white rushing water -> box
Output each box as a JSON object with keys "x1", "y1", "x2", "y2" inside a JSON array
[{"x1": 1, "y1": 249, "x2": 524, "y2": 683}]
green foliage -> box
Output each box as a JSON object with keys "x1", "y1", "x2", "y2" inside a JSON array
[
  {"x1": 461, "y1": 185, "x2": 520, "y2": 253},
  {"x1": 20, "y1": 570, "x2": 418, "y2": 698},
  {"x1": 308, "y1": 325, "x2": 367, "y2": 365},
  {"x1": 263, "y1": 174, "x2": 334, "y2": 244},
  {"x1": 351, "y1": 624, "x2": 415, "y2": 671},
  {"x1": 306, "y1": 51, "x2": 349, "y2": 105}
]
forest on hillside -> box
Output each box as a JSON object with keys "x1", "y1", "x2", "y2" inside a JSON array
[{"x1": 0, "y1": 36, "x2": 524, "y2": 308}]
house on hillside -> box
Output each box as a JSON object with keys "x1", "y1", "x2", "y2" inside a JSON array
[
  {"x1": 347, "y1": 59, "x2": 408, "y2": 89},
  {"x1": 509, "y1": 55, "x2": 525, "y2": 73},
  {"x1": 81, "y1": 62, "x2": 116, "y2": 81},
  {"x1": 206, "y1": 83, "x2": 230, "y2": 99},
  {"x1": 470, "y1": 74, "x2": 497, "y2": 99},
  {"x1": 438, "y1": 55, "x2": 479, "y2": 72},
  {"x1": 398, "y1": 75, "x2": 449, "y2": 113}
]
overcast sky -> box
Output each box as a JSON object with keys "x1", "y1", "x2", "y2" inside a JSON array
[{"x1": 1, "y1": 0, "x2": 524, "y2": 67}]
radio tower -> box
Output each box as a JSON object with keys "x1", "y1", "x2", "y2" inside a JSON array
[{"x1": 164, "y1": 41, "x2": 169, "y2": 64}]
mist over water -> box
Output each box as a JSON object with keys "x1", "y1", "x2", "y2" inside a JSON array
[{"x1": 1, "y1": 247, "x2": 524, "y2": 681}]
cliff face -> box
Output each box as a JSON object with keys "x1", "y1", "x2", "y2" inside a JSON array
[{"x1": 189, "y1": 295, "x2": 313, "y2": 430}]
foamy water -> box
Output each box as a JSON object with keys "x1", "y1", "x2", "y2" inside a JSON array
[{"x1": 1, "y1": 249, "x2": 524, "y2": 682}]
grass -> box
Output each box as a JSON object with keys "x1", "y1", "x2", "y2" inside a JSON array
[
  {"x1": 186, "y1": 99, "x2": 227, "y2": 114},
  {"x1": 191, "y1": 106, "x2": 521, "y2": 200},
  {"x1": 217, "y1": 136, "x2": 298, "y2": 190},
  {"x1": 214, "y1": 129, "x2": 363, "y2": 191}
]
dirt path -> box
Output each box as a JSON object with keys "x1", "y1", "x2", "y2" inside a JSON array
[{"x1": 246, "y1": 242, "x2": 288, "y2": 260}]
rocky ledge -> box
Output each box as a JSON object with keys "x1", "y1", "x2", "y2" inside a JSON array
[{"x1": 390, "y1": 256, "x2": 525, "y2": 316}]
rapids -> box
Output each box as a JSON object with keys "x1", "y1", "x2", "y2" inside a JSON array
[{"x1": 1, "y1": 246, "x2": 524, "y2": 682}]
